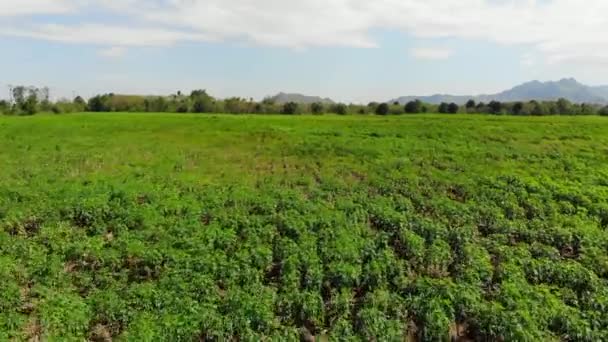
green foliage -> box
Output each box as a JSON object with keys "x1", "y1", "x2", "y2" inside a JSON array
[
  {"x1": 447, "y1": 102, "x2": 459, "y2": 114},
  {"x1": 282, "y1": 102, "x2": 299, "y2": 115},
  {"x1": 1, "y1": 114, "x2": 608, "y2": 340},
  {"x1": 310, "y1": 102, "x2": 324, "y2": 115},
  {"x1": 6, "y1": 86, "x2": 607, "y2": 116},
  {"x1": 438, "y1": 102, "x2": 449, "y2": 113},
  {"x1": 488, "y1": 100, "x2": 503, "y2": 114},
  {"x1": 405, "y1": 99, "x2": 423, "y2": 113},
  {"x1": 329, "y1": 103, "x2": 347, "y2": 115},
  {"x1": 375, "y1": 103, "x2": 389, "y2": 115},
  {"x1": 0, "y1": 100, "x2": 9, "y2": 114},
  {"x1": 190, "y1": 89, "x2": 215, "y2": 113}
]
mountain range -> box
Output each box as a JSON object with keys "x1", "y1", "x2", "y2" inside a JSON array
[
  {"x1": 391, "y1": 78, "x2": 608, "y2": 105},
  {"x1": 269, "y1": 79, "x2": 608, "y2": 105},
  {"x1": 268, "y1": 92, "x2": 334, "y2": 104}
]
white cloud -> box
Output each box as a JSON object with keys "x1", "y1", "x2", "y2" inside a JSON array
[
  {"x1": 98, "y1": 46, "x2": 126, "y2": 58},
  {"x1": 1, "y1": 0, "x2": 608, "y2": 68},
  {"x1": 0, "y1": 23, "x2": 215, "y2": 46},
  {"x1": 0, "y1": 0, "x2": 74, "y2": 16},
  {"x1": 410, "y1": 47, "x2": 453, "y2": 60}
]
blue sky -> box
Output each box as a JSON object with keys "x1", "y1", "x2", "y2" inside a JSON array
[{"x1": 1, "y1": 0, "x2": 607, "y2": 103}]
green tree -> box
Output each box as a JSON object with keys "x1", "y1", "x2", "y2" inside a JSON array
[
  {"x1": 599, "y1": 106, "x2": 608, "y2": 116},
  {"x1": 404, "y1": 100, "x2": 423, "y2": 114},
  {"x1": 282, "y1": 102, "x2": 299, "y2": 115},
  {"x1": 22, "y1": 93, "x2": 38, "y2": 115},
  {"x1": 144, "y1": 97, "x2": 169, "y2": 112},
  {"x1": 488, "y1": 101, "x2": 502, "y2": 114},
  {"x1": 375, "y1": 103, "x2": 389, "y2": 115},
  {"x1": 447, "y1": 103, "x2": 459, "y2": 114},
  {"x1": 0, "y1": 100, "x2": 8, "y2": 114},
  {"x1": 529, "y1": 100, "x2": 546, "y2": 116},
  {"x1": 367, "y1": 102, "x2": 379, "y2": 114},
  {"x1": 512, "y1": 102, "x2": 524, "y2": 115},
  {"x1": 73, "y1": 96, "x2": 86, "y2": 111},
  {"x1": 579, "y1": 103, "x2": 596, "y2": 115},
  {"x1": 310, "y1": 102, "x2": 324, "y2": 115},
  {"x1": 190, "y1": 89, "x2": 214, "y2": 113},
  {"x1": 438, "y1": 102, "x2": 449, "y2": 114},
  {"x1": 556, "y1": 98, "x2": 572, "y2": 115},
  {"x1": 330, "y1": 103, "x2": 347, "y2": 115},
  {"x1": 224, "y1": 97, "x2": 248, "y2": 114},
  {"x1": 465, "y1": 99, "x2": 476, "y2": 110}
]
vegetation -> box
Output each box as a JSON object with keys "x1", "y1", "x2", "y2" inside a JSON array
[
  {"x1": 3, "y1": 85, "x2": 608, "y2": 117},
  {"x1": 1, "y1": 113, "x2": 608, "y2": 340}
]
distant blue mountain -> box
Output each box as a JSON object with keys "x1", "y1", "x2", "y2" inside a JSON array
[
  {"x1": 269, "y1": 92, "x2": 334, "y2": 104},
  {"x1": 392, "y1": 78, "x2": 608, "y2": 105}
]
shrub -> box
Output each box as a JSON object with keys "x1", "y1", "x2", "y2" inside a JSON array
[{"x1": 375, "y1": 103, "x2": 389, "y2": 115}]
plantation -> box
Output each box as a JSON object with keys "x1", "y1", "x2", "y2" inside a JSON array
[{"x1": 1, "y1": 113, "x2": 608, "y2": 341}]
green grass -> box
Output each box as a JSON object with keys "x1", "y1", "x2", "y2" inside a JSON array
[{"x1": 1, "y1": 113, "x2": 608, "y2": 340}]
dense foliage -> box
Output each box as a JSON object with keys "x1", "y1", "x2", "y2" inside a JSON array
[
  {"x1": 2, "y1": 86, "x2": 608, "y2": 116},
  {"x1": 1, "y1": 114, "x2": 607, "y2": 340}
]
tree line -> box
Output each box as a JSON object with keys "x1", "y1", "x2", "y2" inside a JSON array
[{"x1": 2, "y1": 86, "x2": 608, "y2": 116}]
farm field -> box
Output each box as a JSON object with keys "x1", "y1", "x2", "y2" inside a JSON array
[{"x1": 1, "y1": 113, "x2": 608, "y2": 340}]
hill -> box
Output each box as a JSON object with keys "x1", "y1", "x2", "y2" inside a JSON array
[
  {"x1": 268, "y1": 92, "x2": 335, "y2": 104},
  {"x1": 392, "y1": 78, "x2": 608, "y2": 105}
]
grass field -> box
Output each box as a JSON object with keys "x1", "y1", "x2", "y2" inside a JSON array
[{"x1": 1, "y1": 113, "x2": 608, "y2": 341}]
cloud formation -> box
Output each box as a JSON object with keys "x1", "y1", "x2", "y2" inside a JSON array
[
  {"x1": 0, "y1": 0, "x2": 73, "y2": 16},
  {"x1": 0, "y1": 0, "x2": 606, "y2": 67}
]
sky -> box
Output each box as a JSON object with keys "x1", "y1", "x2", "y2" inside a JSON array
[{"x1": 1, "y1": 0, "x2": 608, "y2": 103}]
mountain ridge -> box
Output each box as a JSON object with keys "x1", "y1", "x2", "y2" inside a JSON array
[
  {"x1": 268, "y1": 92, "x2": 334, "y2": 104},
  {"x1": 391, "y1": 78, "x2": 608, "y2": 105}
]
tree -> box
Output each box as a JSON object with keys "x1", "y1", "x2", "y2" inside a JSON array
[
  {"x1": 0, "y1": 100, "x2": 8, "y2": 114},
  {"x1": 22, "y1": 92, "x2": 38, "y2": 115},
  {"x1": 190, "y1": 89, "x2": 214, "y2": 113},
  {"x1": 87, "y1": 94, "x2": 112, "y2": 112},
  {"x1": 447, "y1": 103, "x2": 459, "y2": 114},
  {"x1": 529, "y1": 100, "x2": 546, "y2": 116},
  {"x1": 438, "y1": 102, "x2": 449, "y2": 114},
  {"x1": 145, "y1": 97, "x2": 169, "y2": 112},
  {"x1": 282, "y1": 102, "x2": 299, "y2": 115},
  {"x1": 465, "y1": 99, "x2": 476, "y2": 109},
  {"x1": 512, "y1": 102, "x2": 524, "y2": 115},
  {"x1": 599, "y1": 106, "x2": 608, "y2": 116},
  {"x1": 579, "y1": 103, "x2": 596, "y2": 115},
  {"x1": 556, "y1": 98, "x2": 572, "y2": 115},
  {"x1": 310, "y1": 102, "x2": 324, "y2": 115},
  {"x1": 375, "y1": 103, "x2": 389, "y2": 115},
  {"x1": 367, "y1": 102, "x2": 379, "y2": 114},
  {"x1": 38, "y1": 87, "x2": 50, "y2": 111},
  {"x1": 404, "y1": 100, "x2": 423, "y2": 114},
  {"x1": 73, "y1": 96, "x2": 86, "y2": 110},
  {"x1": 224, "y1": 97, "x2": 248, "y2": 114},
  {"x1": 488, "y1": 101, "x2": 502, "y2": 114},
  {"x1": 330, "y1": 103, "x2": 347, "y2": 115},
  {"x1": 11, "y1": 86, "x2": 26, "y2": 107}
]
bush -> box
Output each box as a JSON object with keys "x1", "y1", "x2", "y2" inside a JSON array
[
  {"x1": 330, "y1": 104, "x2": 348, "y2": 115},
  {"x1": 310, "y1": 102, "x2": 324, "y2": 115},
  {"x1": 282, "y1": 102, "x2": 299, "y2": 115},
  {"x1": 404, "y1": 100, "x2": 423, "y2": 114},
  {"x1": 375, "y1": 103, "x2": 389, "y2": 116},
  {"x1": 447, "y1": 103, "x2": 459, "y2": 114}
]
